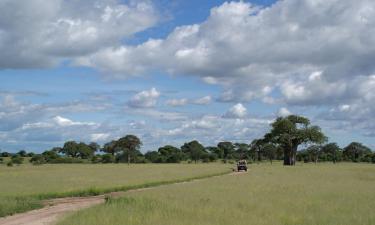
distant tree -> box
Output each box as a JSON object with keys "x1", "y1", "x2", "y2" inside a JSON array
[
  {"x1": 234, "y1": 143, "x2": 249, "y2": 160},
  {"x1": 60, "y1": 141, "x2": 80, "y2": 158},
  {"x1": 343, "y1": 142, "x2": 372, "y2": 162},
  {"x1": 0, "y1": 151, "x2": 11, "y2": 157},
  {"x1": 30, "y1": 154, "x2": 46, "y2": 165},
  {"x1": 217, "y1": 142, "x2": 235, "y2": 161},
  {"x1": 249, "y1": 139, "x2": 265, "y2": 163},
  {"x1": 321, "y1": 143, "x2": 342, "y2": 163},
  {"x1": 26, "y1": 152, "x2": 35, "y2": 157},
  {"x1": 102, "y1": 140, "x2": 121, "y2": 156},
  {"x1": 158, "y1": 145, "x2": 184, "y2": 163},
  {"x1": 77, "y1": 142, "x2": 95, "y2": 159},
  {"x1": 42, "y1": 149, "x2": 61, "y2": 162},
  {"x1": 181, "y1": 140, "x2": 206, "y2": 163},
  {"x1": 306, "y1": 145, "x2": 322, "y2": 163},
  {"x1": 116, "y1": 135, "x2": 142, "y2": 165},
  {"x1": 17, "y1": 150, "x2": 27, "y2": 157},
  {"x1": 264, "y1": 115, "x2": 327, "y2": 166},
  {"x1": 88, "y1": 142, "x2": 100, "y2": 153},
  {"x1": 206, "y1": 146, "x2": 223, "y2": 159},
  {"x1": 263, "y1": 143, "x2": 277, "y2": 164},
  {"x1": 145, "y1": 151, "x2": 162, "y2": 163}
]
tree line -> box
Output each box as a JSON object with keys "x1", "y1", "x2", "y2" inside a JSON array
[{"x1": 1, "y1": 115, "x2": 374, "y2": 166}]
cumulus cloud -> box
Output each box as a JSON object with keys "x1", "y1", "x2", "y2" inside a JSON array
[
  {"x1": 165, "y1": 95, "x2": 211, "y2": 107},
  {"x1": 79, "y1": 0, "x2": 375, "y2": 105},
  {"x1": 224, "y1": 103, "x2": 247, "y2": 118},
  {"x1": 128, "y1": 88, "x2": 160, "y2": 108},
  {"x1": 278, "y1": 107, "x2": 292, "y2": 117},
  {"x1": 0, "y1": 0, "x2": 159, "y2": 69},
  {"x1": 166, "y1": 98, "x2": 188, "y2": 107}
]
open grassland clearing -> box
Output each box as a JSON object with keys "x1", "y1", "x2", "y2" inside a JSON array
[
  {"x1": 0, "y1": 163, "x2": 230, "y2": 217},
  {"x1": 59, "y1": 163, "x2": 375, "y2": 225}
]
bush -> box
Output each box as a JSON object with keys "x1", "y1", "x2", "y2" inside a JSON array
[
  {"x1": 0, "y1": 157, "x2": 3, "y2": 164},
  {"x1": 101, "y1": 154, "x2": 115, "y2": 163},
  {"x1": 91, "y1": 155, "x2": 102, "y2": 164},
  {"x1": 30, "y1": 154, "x2": 46, "y2": 165},
  {"x1": 7, "y1": 161, "x2": 13, "y2": 167},
  {"x1": 49, "y1": 157, "x2": 84, "y2": 164},
  {"x1": 11, "y1": 155, "x2": 24, "y2": 165}
]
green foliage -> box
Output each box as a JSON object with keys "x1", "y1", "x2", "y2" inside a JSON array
[
  {"x1": 10, "y1": 154, "x2": 24, "y2": 165},
  {"x1": 217, "y1": 142, "x2": 235, "y2": 160},
  {"x1": 116, "y1": 135, "x2": 142, "y2": 164},
  {"x1": 181, "y1": 140, "x2": 207, "y2": 163},
  {"x1": 0, "y1": 157, "x2": 3, "y2": 164},
  {"x1": 265, "y1": 115, "x2": 327, "y2": 165},
  {"x1": 101, "y1": 154, "x2": 115, "y2": 163},
  {"x1": 343, "y1": 142, "x2": 372, "y2": 162},
  {"x1": 7, "y1": 161, "x2": 13, "y2": 167},
  {"x1": 60, "y1": 141, "x2": 95, "y2": 159},
  {"x1": 30, "y1": 154, "x2": 46, "y2": 165}
]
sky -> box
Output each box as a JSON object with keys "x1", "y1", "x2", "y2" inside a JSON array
[{"x1": 1, "y1": 0, "x2": 375, "y2": 152}]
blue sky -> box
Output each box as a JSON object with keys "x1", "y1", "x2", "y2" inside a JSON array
[{"x1": 1, "y1": 0, "x2": 375, "y2": 152}]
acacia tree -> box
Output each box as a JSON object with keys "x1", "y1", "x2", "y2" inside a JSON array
[
  {"x1": 116, "y1": 135, "x2": 142, "y2": 165},
  {"x1": 217, "y1": 142, "x2": 235, "y2": 161},
  {"x1": 265, "y1": 115, "x2": 327, "y2": 166},
  {"x1": 181, "y1": 140, "x2": 206, "y2": 163},
  {"x1": 249, "y1": 139, "x2": 264, "y2": 163}
]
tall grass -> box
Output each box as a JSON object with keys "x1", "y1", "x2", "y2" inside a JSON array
[
  {"x1": 58, "y1": 163, "x2": 375, "y2": 225},
  {"x1": 0, "y1": 163, "x2": 230, "y2": 217}
]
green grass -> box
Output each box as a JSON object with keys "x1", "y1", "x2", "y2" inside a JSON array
[
  {"x1": 0, "y1": 163, "x2": 231, "y2": 217},
  {"x1": 58, "y1": 163, "x2": 375, "y2": 225}
]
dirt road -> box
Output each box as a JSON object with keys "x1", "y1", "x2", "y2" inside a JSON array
[{"x1": 0, "y1": 171, "x2": 237, "y2": 225}]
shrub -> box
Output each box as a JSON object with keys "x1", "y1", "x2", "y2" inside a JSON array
[
  {"x1": 30, "y1": 154, "x2": 46, "y2": 165},
  {"x1": 0, "y1": 157, "x2": 3, "y2": 164},
  {"x1": 11, "y1": 155, "x2": 24, "y2": 165},
  {"x1": 7, "y1": 161, "x2": 13, "y2": 167},
  {"x1": 91, "y1": 155, "x2": 102, "y2": 164},
  {"x1": 101, "y1": 154, "x2": 115, "y2": 163}
]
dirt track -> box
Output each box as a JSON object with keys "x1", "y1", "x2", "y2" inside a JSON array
[{"x1": 0, "y1": 171, "x2": 239, "y2": 225}]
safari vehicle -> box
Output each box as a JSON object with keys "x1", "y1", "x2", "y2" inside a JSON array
[{"x1": 237, "y1": 160, "x2": 247, "y2": 172}]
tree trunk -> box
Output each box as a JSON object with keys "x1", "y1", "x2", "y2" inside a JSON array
[
  {"x1": 283, "y1": 146, "x2": 297, "y2": 166},
  {"x1": 127, "y1": 150, "x2": 130, "y2": 165}
]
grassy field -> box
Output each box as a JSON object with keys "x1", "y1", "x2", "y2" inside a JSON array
[
  {"x1": 0, "y1": 163, "x2": 231, "y2": 217},
  {"x1": 58, "y1": 163, "x2": 375, "y2": 225}
]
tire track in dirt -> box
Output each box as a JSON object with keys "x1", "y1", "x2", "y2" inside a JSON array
[{"x1": 0, "y1": 171, "x2": 242, "y2": 225}]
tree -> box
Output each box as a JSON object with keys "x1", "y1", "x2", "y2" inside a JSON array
[
  {"x1": 116, "y1": 135, "x2": 142, "y2": 165},
  {"x1": 181, "y1": 140, "x2": 206, "y2": 163},
  {"x1": 306, "y1": 145, "x2": 321, "y2": 163},
  {"x1": 249, "y1": 139, "x2": 265, "y2": 163},
  {"x1": 60, "y1": 141, "x2": 80, "y2": 158},
  {"x1": 263, "y1": 143, "x2": 277, "y2": 164},
  {"x1": 217, "y1": 142, "x2": 235, "y2": 161},
  {"x1": 102, "y1": 140, "x2": 121, "y2": 156},
  {"x1": 206, "y1": 146, "x2": 223, "y2": 159},
  {"x1": 264, "y1": 115, "x2": 327, "y2": 166},
  {"x1": 11, "y1": 154, "x2": 24, "y2": 165},
  {"x1": 17, "y1": 150, "x2": 27, "y2": 157},
  {"x1": 234, "y1": 143, "x2": 249, "y2": 160},
  {"x1": 88, "y1": 142, "x2": 100, "y2": 153},
  {"x1": 343, "y1": 142, "x2": 372, "y2": 162},
  {"x1": 145, "y1": 151, "x2": 162, "y2": 163},
  {"x1": 321, "y1": 143, "x2": 341, "y2": 163},
  {"x1": 158, "y1": 145, "x2": 184, "y2": 163}
]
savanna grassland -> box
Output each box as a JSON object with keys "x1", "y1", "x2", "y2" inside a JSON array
[
  {"x1": 58, "y1": 163, "x2": 375, "y2": 225},
  {"x1": 0, "y1": 163, "x2": 231, "y2": 217}
]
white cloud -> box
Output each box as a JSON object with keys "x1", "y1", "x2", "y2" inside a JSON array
[
  {"x1": 53, "y1": 116, "x2": 96, "y2": 127},
  {"x1": 0, "y1": 0, "x2": 159, "y2": 69},
  {"x1": 166, "y1": 98, "x2": 188, "y2": 107},
  {"x1": 224, "y1": 103, "x2": 247, "y2": 118},
  {"x1": 128, "y1": 88, "x2": 160, "y2": 108},
  {"x1": 192, "y1": 96, "x2": 212, "y2": 105},
  {"x1": 278, "y1": 107, "x2": 292, "y2": 117}
]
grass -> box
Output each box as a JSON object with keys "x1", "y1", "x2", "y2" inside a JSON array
[
  {"x1": 0, "y1": 163, "x2": 231, "y2": 217},
  {"x1": 58, "y1": 163, "x2": 375, "y2": 225}
]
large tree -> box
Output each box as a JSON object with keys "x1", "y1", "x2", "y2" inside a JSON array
[
  {"x1": 322, "y1": 142, "x2": 341, "y2": 163},
  {"x1": 116, "y1": 135, "x2": 142, "y2": 165},
  {"x1": 217, "y1": 141, "x2": 235, "y2": 161},
  {"x1": 181, "y1": 140, "x2": 206, "y2": 163},
  {"x1": 343, "y1": 142, "x2": 372, "y2": 162},
  {"x1": 265, "y1": 115, "x2": 327, "y2": 166}
]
